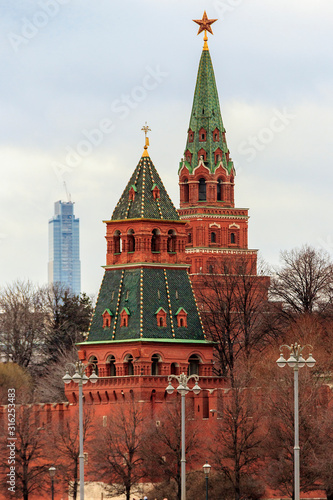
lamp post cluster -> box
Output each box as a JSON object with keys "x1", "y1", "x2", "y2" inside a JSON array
[
  {"x1": 276, "y1": 343, "x2": 316, "y2": 500},
  {"x1": 63, "y1": 361, "x2": 98, "y2": 500},
  {"x1": 166, "y1": 373, "x2": 201, "y2": 500}
]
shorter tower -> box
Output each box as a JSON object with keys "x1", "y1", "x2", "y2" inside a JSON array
[
  {"x1": 73, "y1": 135, "x2": 222, "y2": 413},
  {"x1": 48, "y1": 200, "x2": 81, "y2": 296}
]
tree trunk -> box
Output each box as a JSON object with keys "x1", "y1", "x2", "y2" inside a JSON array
[{"x1": 73, "y1": 461, "x2": 78, "y2": 500}]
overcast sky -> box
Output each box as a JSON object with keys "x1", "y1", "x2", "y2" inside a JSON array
[{"x1": 0, "y1": 0, "x2": 332, "y2": 296}]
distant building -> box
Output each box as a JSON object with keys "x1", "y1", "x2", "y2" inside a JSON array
[{"x1": 48, "y1": 200, "x2": 81, "y2": 296}]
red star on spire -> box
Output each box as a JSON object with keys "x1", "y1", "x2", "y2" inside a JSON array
[{"x1": 193, "y1": 11, "x2": 218, "y2": 35}]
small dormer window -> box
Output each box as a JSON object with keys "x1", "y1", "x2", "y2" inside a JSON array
[
  {"x1": 129, "y1": 185, "x2": 137, "y2": 201},
  {"x1": 175, "y1": 308, "x2": 188, "y2": 328},
  {"x1": 152, "y1": 184, "x2": 160, "y2": 200},
  {"x1": 120, "y1": 308, "x2": 130, "y2": 327},
  {"x1": 188, "y1": 129, "x2": 194, "y2": 143},
  {"x1": 185, "y1": 150, "x2": 192, "y2": 165},
  {"x1": 155, "y1": 307, "x2": 167, "y2": 327},
  {"x1": 102, "y1": 309, "x2": 113, "y2": 328},
  {"x1": 199, "y1": 128, "x2": 207, "y2": 142}
]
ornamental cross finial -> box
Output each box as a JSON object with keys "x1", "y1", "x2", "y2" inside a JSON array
[{"x1": 141, "y1": 122, "x2": 151, "y2": 157}]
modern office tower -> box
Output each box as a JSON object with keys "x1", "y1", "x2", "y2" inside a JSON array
[{"x1": 48, "y1": 201, "x2": 81, "y2": 296}]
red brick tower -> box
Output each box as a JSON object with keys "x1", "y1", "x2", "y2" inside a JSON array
[
  {"x1": 71, "y1": 132, "x2": 225, "y2": 415},
  {"x1": 178, "y1": 15, "x2": 258, "y2": 281}
]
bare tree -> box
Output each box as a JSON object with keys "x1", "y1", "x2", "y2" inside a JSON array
[
  {"x1": 91, "y1": 402, "x2": 144, "y2": 500},
  {"x1": 197, "y1": 256, "x2": 271, "y2": 380},
  {"x1": 47, "y1": 408, "x2": 94, "y2": 500},
  {"x1": 270, "y1": 245, "x2": 333, "y2": 316},
  {"x1": 209, "y1": 374, "x2": 265, "y2": 500},
  {"x1": 0, "y1": 281, "x2": 46, "y2": 368},
  {"x1": 262, "y1": 367, "x2": 325, "y2": 499},
  {"x1": 0, "y1": 363, "x2": 33, "y2": 404},
  {"x1": 33, "y1": 347, "x2": 79, "y2": 403},
  {"x1": 142, "y1": 397, "x2": 201, "y2": 500},
  {"x1": 0, "y1": 406, "x2": 51, "y2": 500}
]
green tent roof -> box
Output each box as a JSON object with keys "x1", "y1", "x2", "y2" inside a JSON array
[
  {"x1": 181, "y1": 46, "x2": 234, "y2": 175},
  {"x1": 112, "y1": 155, "x2": 179, "y2": 221},
  {"x1": 87, "y1": 267, "x2": 205, "y2": 343}
]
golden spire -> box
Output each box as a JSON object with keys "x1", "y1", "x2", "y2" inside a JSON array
[
  {"x1": 193, "y1": 11, "x2": 217, "y2": 50},
  {"x1": 141, "y1": 122, "x2": 151, "y2": 157}
]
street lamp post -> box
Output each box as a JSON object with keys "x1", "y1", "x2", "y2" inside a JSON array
[
  {"x1": 48, "y1": 466, "x2": 56, "y2": 500},
  {"x1": 166, "y1": 373, "x2": 201, "y2": 500},
  {"x1": 276, "y1": 343, "x2": 316, "y2": 500},
  {"x1": 63, "y1": 361, "x2": 98, "y2": 500},
  {"x1": 203, "y1": 461, "x2": 211, "y2": 500}
]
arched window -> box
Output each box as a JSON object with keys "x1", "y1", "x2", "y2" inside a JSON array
[
  {"x1": 211, "y1": 232, "x2": 216, "y2": 243},
  {"x1": 113, "y1": 230, "x2": 122, "y2": 253},
  {"x1": 167, "y1": 230, "x2": 176, "y2": 253},
  {"x1": 125, "y1": 354, "x2": 134, "y2": 376},
  {"x1": 183, "y1": 179, "x2": 189, "y2": 202},
  {"x1": 188, "y1": 355, "x2": 200, "y2": 376},
  {"x1": 106, "y1": 355, "x2": 116, "y2": 377},
  {"x1": 198, "y1": 178, "x2": 206, "y2": 201},
  {"x1": 217, "y1": 178, "x2": 223, "y2": 201},
  {"x1": 159, "y1": 317, "x2": 164, "y2": 327},
  {"x1": 187, "y1": 232, "x2": 192, "y2": 244},
  {"x1": 127, "y1": 229, "x2": 135, "y2": 252},
  {"x1": 188, "y1": 130, "x2": 194, "y2": 143},
  {"x1": 151, "y1": 229, "x2": 161, "y2": 252},
  {"x1": 170, "y1": 363, "x2": 178, "y2": 375},
  {"x1": 151, "y1": 354, "x2": 160, "y2": 375},
  {"x1": 89, "y1": 356, "x2": 98, "y2": 376},
  {"x1": 231, "y1": 232, "x2": 236, "y2": 244}
]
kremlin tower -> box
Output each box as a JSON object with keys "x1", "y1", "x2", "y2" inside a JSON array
[{"x1": 178, "y1": 12, "x2": 258, "y2": 282}]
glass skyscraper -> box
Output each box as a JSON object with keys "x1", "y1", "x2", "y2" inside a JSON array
[{"x1": 48, "y1": 201, "x2": 81, "y2": 296}]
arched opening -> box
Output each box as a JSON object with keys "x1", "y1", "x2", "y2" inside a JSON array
[
  {"x1": 159, "y1": 317, "x2": 164, "y2": 327},
  {"x1": 231, "y1": 232, "x2": 236, "y2": 244},
  {"x1": 170, "y1": 362, "x2": 178, "y2": 375},
  {"x1": 113, "y1": 230, "x2": 122, "y2": 253},
  {"x1": 167, "y1": 230, "x2": 176, "y2": 253},
  {"x1": 211, "y1": 232, "x2": 216, "y2": 244},
  {"x1": 151, "y1": 229, "x2": 161, "y2": 252},
  {"x1": 89, "y1": 356, "x2": 98, "y2": 376},
  {"x1": 198, "y1": 178, "x2": 206, "y2": 201},
  {"x1": 187, "y1": 232, "x2": 192, "y2": 244},
  {"x1": 179, "y1": 318, "x2": 184, "y2": 327},
  {"x1": 217, "y1": 178, "x2": 223, "y2": 201},
  {"x1": 183, "y1": 179, "x2": 189, "y2": 202},
  {"x1": 125, "y1": 354, "x2": 134, "y2": 376},
  {"x1": 151, "y1": 354, "x2": 160, "y2": 375},
  {"x1": 106, "y1": 355, "x2": 116, "y2": 377},
  {"x1": 188, "y1": 354, "x2": 200, "y2": 376},
  {"x1": 127, "y1": 229, "x2": 135, "y2": 252}
]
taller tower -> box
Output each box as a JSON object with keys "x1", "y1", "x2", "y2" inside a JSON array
[
  {"x1": 178, "y1": 13, "x2": 258, "y2": 279},
  {"x1": 48, "y1": 200, "x2": 81, "y2": 296}
]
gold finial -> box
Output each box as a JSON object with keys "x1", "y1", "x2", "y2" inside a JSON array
[
  {"x1": 141, "y1": 122, "x2": 151, "y2": 157},
  {"x1": 193, "y1": 11, "x2": 217, "y2": 50}
]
